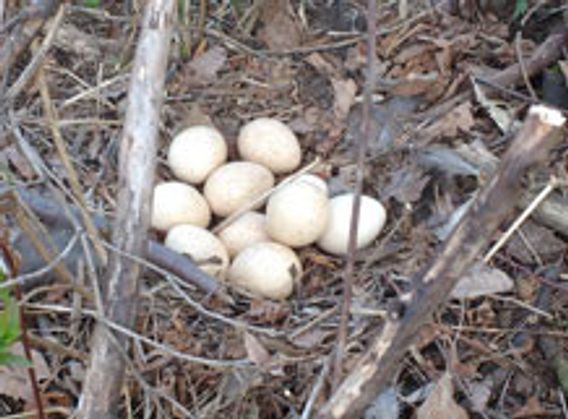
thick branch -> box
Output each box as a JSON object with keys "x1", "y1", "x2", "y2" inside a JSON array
[
  {"x1": 77, "y1": 1, "x2": 175, "y2": 418},
  {"x1": 315, "y1": 105, "x2": 565, "y2": 418}
]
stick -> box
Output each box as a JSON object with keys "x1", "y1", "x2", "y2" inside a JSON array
[
  {"x1": 332, "y1": 0, "x2": 376, "y2": 389},
  {"x1": 77, "y1": 1, "x2": 175, "y2": 417},
  {"x1": 315, "y1": 105, "x2": 565, "y2": 418}
]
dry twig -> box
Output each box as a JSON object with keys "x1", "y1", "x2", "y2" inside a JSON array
[
  {"x1": 316, "y1": 105, "x2": 566, "y2": 418},
  {"x1": 77, "y1": 1, "x2": 176, "y2": 417}
]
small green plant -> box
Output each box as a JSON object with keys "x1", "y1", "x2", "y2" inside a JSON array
[
  {"x1": 81, "y1": 0, "x2": 101, "y2": 8},
  {"x1": 0, "y1": 269, "x2": 28, "y2": 367},
  {"x1": 513, "y1": 0, "x2": 528, "y2": 20}
]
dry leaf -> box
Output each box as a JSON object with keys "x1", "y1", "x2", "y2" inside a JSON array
[
  {"x1": 184, "y1": 46, "x2": 227, "y2": 86},
  {"x1": 422, "y1": 101, "x2": 475, "y2": 140},
  {"x1": 389, "y1": 71, "x2": 439, "y2": 96},
  {"x1": 331, "y1": 78, "x2": 357, "y2": 121},
  {"x1": 291, "y1": 328, "x2": 330, "y2": 349},
  {"x1": 505, "y1": 221, "x2": 566, "y2": 264},
  {"x1": 364, "y1": 387, "x2": 400, "y2": 419},
  {"x1": 416, "y1": 371, "x2": 469, "y2": 419},
  {"x1": 0, "y1": 342, "x2": 50, "y2": 404},
  {"x1": 383, "y1": 164, "x2": 430, "y2": 204},
  {"x1": 473, "y1": 81, "x2": 515, "y2": 133},
  {"x1": 244, "y1": 332, "x2": 271, "y2": 367},
  {"x1": 451, "y1": 262, "x2": 514, "y2": 299},
  {"x1": 259, "y1": 0, "x2": 303, "y2": 51},
  {"x1": 304, "y1": 53, "x2": 340, "y2": 78},
  {"x1": 4, "y1": 144, "x2": 36, "y2": 180},
  {"x1": 512, "y1": 396, "x2": 548, "y2": 418},
  {"x1": 559, "y1": 60, "x2": 568, "y2": 81}
]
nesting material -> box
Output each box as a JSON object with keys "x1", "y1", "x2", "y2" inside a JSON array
[{"x1": 151, "y1": 181, "x2": 211, "y2": 231}]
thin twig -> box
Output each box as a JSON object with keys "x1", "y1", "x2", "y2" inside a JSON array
[
  {"x1": 0, "y1": 232, "x2": 80, "y2": 290},
  {"x1": 316, "y1": 106, "x2": 565, "y2": 418},
  {"x1": 483, "y1": 177, "x2": 557, "y2": 262},
  {"x1": 98, "y1": 238, "x2": 284, "y2": 338},
  {"x1": 37, "y1": 68, "x2": 108, "y2": 266},
  {"x1": 2, "y1": 4, "x2": 65, "y2": 102},
  {"x1": 514, "y1": 31, "x2": 537, "y2": 99},
  {"x1": 332, "y1": 0, "x2": 376, "y2": 389},
  {"x1": 301, "y1": 356, "x2": 332, "y2": 419},
  {"x1": 25, "y1": 302, "x2": 250, "y2": 368}
]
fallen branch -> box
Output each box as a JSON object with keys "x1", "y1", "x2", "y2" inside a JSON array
[
  {"x1": 8, "y1": 187, "x2": 224, "y2": 298},
  {"x1": 76, "y1": 1, "x2": 175, "y2": 417},
  {"x1": 315, "y1": 105, "x2": 565, "y2": 418},
  {"x1": 421, "y1": 27, "x2": 568, "y2": 121}
]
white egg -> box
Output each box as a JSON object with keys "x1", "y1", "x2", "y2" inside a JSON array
[
  {"x1": 204, "y1": 162, "x2": 275, "y2": 217},
  {"x1": 237, "y1": 118, "x2": 301, "y2": 174},
  {"x1": 227, "y1": 242, "x2": 302, "y2": 300},
  {"x1": 217, "y1": 211, "x2": 270, "y2": 258},
  {"x1": 266, "y1": 180, "x2": 329, "y2": 247},
  {"x1": 151, "y1": 181, "x2": 211, "y2": 231},
  {"x1": 165, "y1": 224, "x2": 229, "y2": 279},
  {"x1": 167, "y1": 125, "x2": 227, "y2": 184},
  {"x1": 317, "y1": 194, "x2": 386, "y2": 255},
  {"x1": 295, "y1": 174, "x2": 328, "y2": 195}
]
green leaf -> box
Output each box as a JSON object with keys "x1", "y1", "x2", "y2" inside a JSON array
[
  {"x1": 82, "y1": 0, "x2": 101, "y2": 8},
  {"x1": 0, "y1": 350, "x2": 31, "y2": 367},
  {"x1": 513, "y1": 0, "x2": 528, "y2": 20},
  {"x1": 0, "y1": 296, "x2": 20, "y2": 345}
]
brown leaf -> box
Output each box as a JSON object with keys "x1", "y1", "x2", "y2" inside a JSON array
[
  {"x1": 259, "y1": 0, "x2": 303, "y2": 51},
  {"x1": 304, "y1": 53, "x2": 340, "y2": 79},
  {"x1": 416, "y1": 372, "x2": 469, "y2": 419},
  {"x1": 422, "y1": 101, "x2": 475, "y2": 140},
  {"x1": 505, "y1": 221, "x2": 566, "y2": 264},
  {"x1": 383, "y1": 164, "x2": 430, "y2": 204},
  {"x1": 184, "y1": 46, "x2": 227, "y2": 87},
  {"x1": 331, "y1": 78, "x2": 357, "y2": 121},
  {"x1": 389, "y1": 71, "x2": 439, "y2": 96},
  {"x1": 0, "y1": 342, "x2": 50, "y2": 404},
  {"x1": 4, "y1": 145, "x2": 36, "y2": 180},
  {"x1": 244, "y1": 332, "x2": 271, "y2": 367},
  {"x1": 291, "y1": 328, "x2": 331, "y2": 349},
  {"x1": 511, "y1": 396, "x2": 548, "y2": 418},
  {"x1": 452, "y1": 262, "x2": 514, "y2": 300}
]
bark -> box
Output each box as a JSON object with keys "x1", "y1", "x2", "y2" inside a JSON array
[
  {"x1": 315, "y1": 105, "x2": 565, "y2": 418},
  {"x1": 76, "y1": 1, "x2": 175, "y2": 418}
]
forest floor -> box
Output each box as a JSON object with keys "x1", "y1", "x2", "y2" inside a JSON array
[{"x1": 0, "y1": 0, "x2": 568, "y2": 418}]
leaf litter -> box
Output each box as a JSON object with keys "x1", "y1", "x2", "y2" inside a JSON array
[{"x1": 0, "y1": 1, "x2": 567, "y2": 418}]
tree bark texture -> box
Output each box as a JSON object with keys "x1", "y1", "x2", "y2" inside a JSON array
[{"x1": 77, "y1": 1, "x2": 175, "y2": 418}]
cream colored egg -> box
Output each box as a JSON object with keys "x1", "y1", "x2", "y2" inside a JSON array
[
  {"x1": 151, "y1": 181, "x2": 211, "y2": 231},
  {"x1": 217, "y1": 211, "x2": 269, "y2": 258},
  {"x1": 165, "y1": 224, "x2": 229, "y2": 279},
  {"x1": 237, "y1": 118, "x2": 301, "y2": 174},
  {"x1": 228, "y1": 242, "x2": 302, "y2": 299},
  {"x1": 295, "y1": 174, "x2": 328, "y2": 195},
  {"x1": 167, "y1": 125, "x2": 227, "y2": 184},
  {"x1": 204, "y1": 162, "x2": 275, "y2": 217},
  {"x1": 317, "y1": 194, "x2": 386, "y2": 255},
  {"x1": 266, "y1": 181, "x2": 329, "y2": 247}
]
